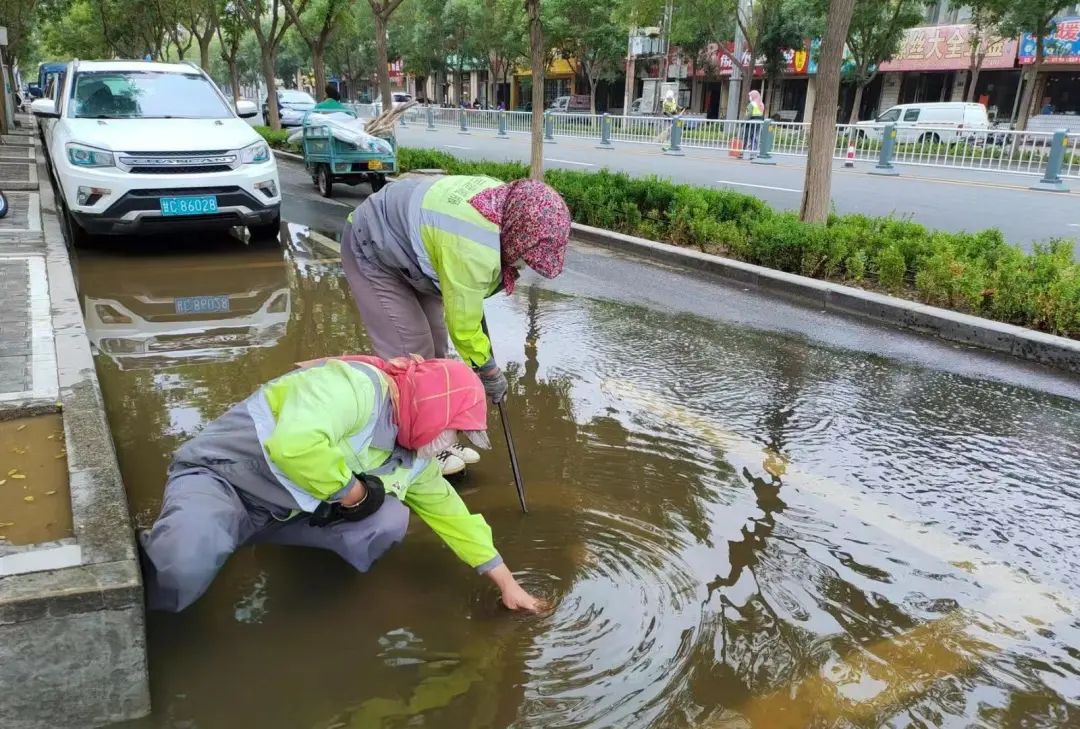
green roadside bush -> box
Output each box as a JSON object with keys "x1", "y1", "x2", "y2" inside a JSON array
[
  {"x1": 254, "y1": 126, "x2": 300, "y2": 153},
  {"x1": 395, "y1": 147, "x2": 1080, "y2": 339}
]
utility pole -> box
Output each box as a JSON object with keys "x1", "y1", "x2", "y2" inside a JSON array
[
  {"x1": 725, "y1": 0, "x2": 751, "y2": 120},
  {"x1": 623, "y1": 26, "x2": 636, "y2": 116}
]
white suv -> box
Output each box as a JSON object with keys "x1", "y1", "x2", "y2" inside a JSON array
[{"x1": 32, "y1": 60, "x2": 281, "y2": 244}]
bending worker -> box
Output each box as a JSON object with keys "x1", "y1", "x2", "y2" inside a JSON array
[
  {"x1": 139, "y1": 354, "x2": 542, "y2": 614},
  {"x1": 342, "y1": 175, "x2": 572, "y2": 475}
]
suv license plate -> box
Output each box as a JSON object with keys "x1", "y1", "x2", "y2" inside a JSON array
[
  {"x1": 160, "y1": 195, "x2": 219, "y2": 217},
  {"x1": 175, "y1": 295, "x2": 230, "y2": 314}
]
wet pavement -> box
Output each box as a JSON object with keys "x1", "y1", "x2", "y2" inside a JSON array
[{"x1": 72, "y1": 203, "x2": 1080, "y2": 727}]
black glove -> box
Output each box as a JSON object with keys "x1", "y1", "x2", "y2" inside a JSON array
[{"x1": 308, "y1": 474, "x2": 386, "y2": 527}]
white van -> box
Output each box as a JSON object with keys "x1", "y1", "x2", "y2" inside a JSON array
[{"x1": 856, "y1": 102, "x2": 990, "y2": 144}]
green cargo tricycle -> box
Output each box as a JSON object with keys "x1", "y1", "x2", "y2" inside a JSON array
[{"x1": 300, "y1": 109, "x2": 397, "y2": 198}]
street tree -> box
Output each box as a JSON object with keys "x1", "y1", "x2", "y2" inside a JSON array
[
  {"x1": 234, "y1": 0, "x2": 306, "y2": 129},
  {"x1": 282, "y1": 0, "x2": 351, "y2": 99},
  {"x1": 844, "y1": 0, "x2": 925, "y2": 124},
  {"x1": 185, "y1": 0, "x2": 223, "y2": 71},
  {"x1": 800, "y1": 0, "x2": 855, "y2": 222},
  {"x1": 366, "y1": 0, "x2": 407, "y2": 109},
  {"x1": 216, "y1": 3, "x2": 248, "y2": 102},
  {"x1": 38, "y1": 0, "x2": 114, "y2": 61},
  {"x1": 325, "y1": 3, "x2": 378, "y2": 100},
  {"x1": 474, "y1": 0, "x2": 527, "y2": 108},
  {"x1": 999, "y1": 1, "x2": 1075, "y2": 130},
  {"x1": 953, "y1": 0, "x2": 1009, "y2": 103},
  {"x1": 756, "y1": 0, "x2": 819, "y2": 112},
  {"x1": 525, "y1": 0, "x2": 544, "y2": 178},
  {"x1": 545, "y1": 0, "x2": 625, "y2": 114}
]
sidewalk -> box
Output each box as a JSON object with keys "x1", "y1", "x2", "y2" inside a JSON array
[{"x1": 0, "y1": 115, "x2": 150, "y2": 728}]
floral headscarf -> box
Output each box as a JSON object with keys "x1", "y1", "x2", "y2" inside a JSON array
[{"x1": 469, "y1": 180, "x2": 571, "y2": 294}]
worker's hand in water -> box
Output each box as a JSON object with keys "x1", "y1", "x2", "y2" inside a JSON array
[
  {"x1": 476, "y1": 360, "x2": 509, "y2": 404},
  {"x1": 487, "y1": 563, "x2": 543, "y2": 612}
]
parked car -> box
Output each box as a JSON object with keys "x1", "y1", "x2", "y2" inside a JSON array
[
  {"x1": 31, "y1": 60, "x2": 281, "y2": 245},
  {"x1": 549, "y1": 95, "x2": 591, "y2": 114},
  {"x1": 372, "y1": 92, "x2": 415, "y2": 116},
  {"x1": 264, "y1": 89, "x2": 317, "y2": 127},
  {"x1": 855, "y1": 102, "x2": 991, "y2": 145}
]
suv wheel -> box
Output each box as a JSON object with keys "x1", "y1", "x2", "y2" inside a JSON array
[
  {"x1": 61, "y1": 201, "x2": 91, "y2": 247},
  {"x1": 317, "y1": 164, "x2": 334, "y2": 198},
  {"x1": 250, "y1": 211, "x2": 281, "y2": 242}
]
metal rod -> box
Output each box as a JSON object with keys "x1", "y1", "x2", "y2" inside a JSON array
[{"x1": 481, "y1": 317, "x2": 528, "y2": 513}]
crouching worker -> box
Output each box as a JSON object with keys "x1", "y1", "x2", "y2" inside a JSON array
[{"x1": 139, "y1": 354, "x2": 541, "y2": 614}]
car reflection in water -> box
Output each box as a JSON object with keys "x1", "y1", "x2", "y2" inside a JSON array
[{"x1": 79, "y1": 246, "x2": 291, "y2": 370}]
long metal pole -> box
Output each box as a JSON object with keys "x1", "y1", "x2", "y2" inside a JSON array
[
  {"x1": 480, "y1": 317, "x2": 528, "y2": 513},
  {"x1": 725, "y1": 0, "x2": 751, "y2": 121}
]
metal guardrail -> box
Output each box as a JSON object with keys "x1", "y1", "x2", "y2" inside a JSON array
[{"x1": 373, "y1": 105, "x2": 1080, "y2": 180}]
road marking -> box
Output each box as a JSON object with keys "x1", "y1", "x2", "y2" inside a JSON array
[
  {"x1": 716, "y1": 179, "x2": 801, "y2": 193},
  {"x1": 441, "y1": 144, "x2": 472, "y2": 150},
  {"x1": 546, "y1": 157, "x2": 596, "y2": 167}
]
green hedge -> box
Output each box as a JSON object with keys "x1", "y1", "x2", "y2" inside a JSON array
[
  {"x1": 254, "y1": 125, "x2": 300, "y2": 153},
  {"x1": 397, "y1": 147, "x2": 1080, "y2": 338}
]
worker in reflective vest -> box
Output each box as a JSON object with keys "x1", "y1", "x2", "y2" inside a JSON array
[
  {"x1": 139, "y1": 355, "x2": 542, "y2": 614},
  {"x1": 341, "y1": 175, "x2": 571, "y2": 475}
]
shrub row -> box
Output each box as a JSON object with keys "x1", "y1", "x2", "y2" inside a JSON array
[
  {"x1": 396, "y1": 147, "x2": 1080, "y2": 339},
  {"x1": 254, "y1": 126, "x2": 300, "y2": 153}
]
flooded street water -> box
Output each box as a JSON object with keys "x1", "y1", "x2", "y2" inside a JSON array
[{"x1": 75, "y1": 228, "x2": 1080, "y2": 728}]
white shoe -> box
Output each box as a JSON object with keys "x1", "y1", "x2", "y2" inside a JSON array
[
  {"x1": 448, "y1": 443, "x2": 480, "y2": 465},
  {"x1": 436, "y1": 450, "x2": 467, "y2": 476}
]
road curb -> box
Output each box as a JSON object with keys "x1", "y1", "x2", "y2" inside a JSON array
[
  {"x1": 0, "y1": 137, "x2": 151, "y2": 726},
  {"x1": 273, "y1": 148, "x2": 305, "y2": 163},
  {"x1": 572, "y1": 222, "x2": 1080, "y2": 374}
]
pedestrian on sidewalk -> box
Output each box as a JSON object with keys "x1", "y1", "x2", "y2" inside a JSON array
[
  {"x1": 340, "y1": 175, "x2": 571, "y2": 476},
  {"x1": 139, "y1": 354, "x2": 543, "y2": 614},
  {"x1": 744, "y1": 89, "x2": 765, "y2": 155}
]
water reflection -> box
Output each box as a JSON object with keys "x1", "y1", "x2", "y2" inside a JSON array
[{"x1": 82, "y1": 240, "x2": 1080, "y2": 728}]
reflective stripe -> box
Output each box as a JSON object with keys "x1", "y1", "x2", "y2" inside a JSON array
[
  {"x1": 407, "y1": 180, "x2": 441, "y2": 288},
  {"x1": 422, "y1": 210, "x2": 501, "y2": 252},
  {"x1": 247, "y1": 394, "x2": 322, "y2": 513}
]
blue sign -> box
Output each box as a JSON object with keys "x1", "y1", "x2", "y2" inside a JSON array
[{"x1": 1020, "y1": 17, "x2": 1080, "y2": 65}]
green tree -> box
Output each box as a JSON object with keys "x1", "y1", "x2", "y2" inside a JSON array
[
  {"x1": 844, "y1": 0, "x2": 926, "y2": 124},
  {"x1": 281, "y1": 0, "x2": 351, "y2": 100},
  {"x1": 999, "y1": 1, "x2": 1075, "y2": 130},
  {"x1": 38, "y1": 0, "x2": 113, "y2": 61},
  {"x1": 233, "y1": 0, "x2": 306, "y2": 128},
  {"x1": 216, "y1": 3, "x2": 248, "y2": 103},
  {"x1": 545, "y1": 0, "x2": 625, "y2": 113},
  {"x1": 526, "y1": 0, "x2": 544, "y2": 178},
  {"x1": 757, "y1": 0, "x2": 819, "y2": 113},
  {"x1": 366, "y1": 0, "x2": 407, "y2": 108},
  {"x1": 475, "y1": 0, "x2": 527, "y2": 107},
  {"x1": 184, "y1": 0, "x2": 223, "y2": 70},
  {"x1": 955, "y1": 0, "x2": 1010, "y2": 103},
  {"x1": 324, "y1": 3, "x2": 378, "y2": 100}
]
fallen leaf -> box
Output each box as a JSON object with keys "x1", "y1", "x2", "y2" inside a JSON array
[
  {"x1": 55, "y1": 453, "x2": 65, "y2": 459},
  {"x1": 23, "y1": 496, "x2": 34, "y2": 503},
  {"x1": 7, "y1": 469, "x2": 16, "y2": 476},
  {"x1": 0, "y1": 480, "x2": 6, "y2": 487},
  {"x1": 45, "y1": 490, "x2": 56, "y2": 496},
  {"x1": 0, "y1": 522, "x2": 14, "y2": 528},
  {"x1": 16, "y1": 424, "x2": 27, "y2": 431},
  {"x1": 47, "y1": 434, "x2": 54, "y2": 440},
  {"x1": 13, "y1": 447, "x2": 27, "y2": 455},
  {"x1": 11, "y1": 474, "x2": 26, "y2": 480}
]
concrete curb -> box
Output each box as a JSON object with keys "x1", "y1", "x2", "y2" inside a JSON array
[
  {"x1": 0, "y1": 138, "x2": 150, "y2": 727},
  {"x1": 273, "y1": 148, "x2": 305, "y2": 163},
  {"x1": 572, "y1": 223, "x2": 1080, "y2": 374}
]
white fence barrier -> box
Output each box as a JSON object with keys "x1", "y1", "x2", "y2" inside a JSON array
[{"x1": 382, "y1": 106, "x2": 1080, "y2": 180}]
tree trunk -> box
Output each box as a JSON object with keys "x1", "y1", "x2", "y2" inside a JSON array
[
  {"x1": 313, "y1": 44, "x2": 327, "y2": 100},
  {"x1": 1016, "y1": 30, "x2": 1046, "y2": 132},
  {"x1": 966, "y1": 62, "x2": 982, "y2": 103},
  {"x1": 200, "y1": 37, "x2": 213, "y2": 71},
  {"x1": 262, "y1": 50, "x2": 282, "y2": 129},
  {"x1": 526, "y1": 0, "x2": 544, "y2": 179},
  {"x1": 374, "y1": 12, "x2": 393, "y2": 109},
  {"x1": 229, "y1": 59, "x2": 241, "y2": 105},
  {"x1": 800, "y1": 0, "x2": 855, "y2": 224},
  {"x1": 848, "y1": 82, "x2": 865, "y2": 125},
  {"x1": 589, "y1": 77, "x2": 598, "y2": 115}
]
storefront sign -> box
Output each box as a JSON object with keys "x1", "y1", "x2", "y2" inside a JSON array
[
  {"x1": 696, "y1": 42, "x2": 815, "y2": 77},
  {"x1": 1020, "y1": 17, "x2": 1080, "y2": 65},
  {"x1": 879, "y1": 24, "x2": 1018, "y2": 72}
]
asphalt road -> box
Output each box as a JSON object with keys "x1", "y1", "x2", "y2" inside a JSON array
[{"x1": 392, "y1": 124, "x2": 1080, "y2": 253}]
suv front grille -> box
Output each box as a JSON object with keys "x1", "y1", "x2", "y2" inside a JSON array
[{"x1": 129, "y1": 165, "x2": 233, "y2": 174}]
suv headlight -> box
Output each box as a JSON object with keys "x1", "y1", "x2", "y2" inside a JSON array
[
  {"x1": 67, "y1": 143, "x2": 115, "y2": 168},
  {"x1": 241, "y1": 142, "x2": 271, "y2": 164}
]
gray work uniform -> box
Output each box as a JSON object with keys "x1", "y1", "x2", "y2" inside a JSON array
[
  {"x1": 342, "y1": 177, "x2": 452, "y2": 360},
  {"x1": 140, "y1": 364, "x2": 417, "y2": 613}
]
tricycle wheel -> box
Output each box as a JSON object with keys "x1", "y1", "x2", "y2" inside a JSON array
[
  {"x1": 370, "y1": 174, "x2": 387, "y2": 193},
  {"x1": 317, "y1": 164, "x2": 334, "y2": 198}
]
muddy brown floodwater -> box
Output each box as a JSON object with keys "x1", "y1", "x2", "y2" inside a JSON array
[{"x1": 75, "y1": 232, "x2": 1080, "y2": 728}]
